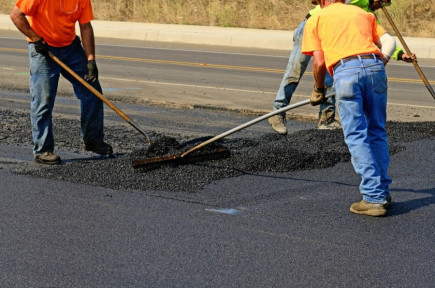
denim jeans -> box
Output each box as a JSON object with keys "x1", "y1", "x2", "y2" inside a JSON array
[
  {"x1": 28, "y1": 37, "x2": 104, "y2": 156},
  {"x1": 273, "y1": 19, "x2": 335, "y2": 121},
  {"x1": 333, "y1": 55, "x2": 392, "y2": 203}
]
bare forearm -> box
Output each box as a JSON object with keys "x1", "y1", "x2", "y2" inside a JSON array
[
  {"x1": 10, "y1": 6, "x2": 40, "y2": 41},
  {"x1": 79, "y1": 22, "x2": 96, "y2": 60},
  {"x1": 312, "y1": 50, "x2": 326, "y2": 88}
]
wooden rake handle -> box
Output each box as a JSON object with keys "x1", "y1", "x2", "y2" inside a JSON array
[
  {"x1": 380, "y1": 5, "x2": 435, "y2": 100},
  {"x1": 48, "y1": 51, "x2": 151, "y2": 144},
  {"x1": 181, "y1": 93, "x2": 335, "y2": 158}
]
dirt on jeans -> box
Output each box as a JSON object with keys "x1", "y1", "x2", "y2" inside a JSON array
[{"x1": 1, "y1": 108, "x2": 434, "y2": 192}]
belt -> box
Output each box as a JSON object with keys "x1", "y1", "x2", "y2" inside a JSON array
[{"x1": 333, "y1": 54, "x2": 380, "y2": 71}]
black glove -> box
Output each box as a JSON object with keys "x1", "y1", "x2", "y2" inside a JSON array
[
  {"x1": 34, "y1": 38, "x2": 49, "y2": 56},
  {"x1": 310, "y1": 86, "x2": 326, "y2": 106},
  {"x1": 84, "y1": 59, "x2": 98, "y2": 83}
]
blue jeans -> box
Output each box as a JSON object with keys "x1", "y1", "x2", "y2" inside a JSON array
[
  {"x1": 333, "y1": 55, "x2": 392, "y2": 204},
  {"x1": 28, "y1": 37, "x2": 104, "y2": 156},
  {"x1": 273, "y1": 19, "x2": 335, "y2": 121}
]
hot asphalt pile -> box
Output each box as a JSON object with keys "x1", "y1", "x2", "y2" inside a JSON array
[{"x1": 1, "y1": 108, "x2": 434, "y2": 192}]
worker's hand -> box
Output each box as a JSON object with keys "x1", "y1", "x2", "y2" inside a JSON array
[
  {"x1": 401, "y1": 53, "x2": 417, "y2": 63},
  {"x1": 84, "y1": 59, "x2": 98, "y2": 83},
  {"x1": 310, "y1": 86, "x2": 326, "y2": 106},
  {"x1": 34, "y1": 38, "x2": 49, "y2": 56}
]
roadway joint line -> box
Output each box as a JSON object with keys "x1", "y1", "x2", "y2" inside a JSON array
[{"x1": 1, "y1": 47, "x2": 433, "y2": 84}]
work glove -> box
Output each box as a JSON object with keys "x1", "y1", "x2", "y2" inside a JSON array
[
  {"x1": 310, "y1": 86, "x2": 326, "y2": 106},
  {"x1": 84, "y1": 59, "x2": 98, "y2": 83},
  {"x1": 401, "y1": 53, "x2": 417, "y2": 63},
  {"x1": 34, "y1": 38, "x2": 49, "y2": 56}
]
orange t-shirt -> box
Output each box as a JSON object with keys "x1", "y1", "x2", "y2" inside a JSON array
[
  {"x1": 16, "y1": 0, "x2": 94, "y2": 47},
  {"x1": 302, "y1": 3, "x2": 386, "y2": 75}
]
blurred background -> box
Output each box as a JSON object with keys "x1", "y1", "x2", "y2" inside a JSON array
[{"x1": 1, "y1": 0, "x2": 434, "y2": 37}]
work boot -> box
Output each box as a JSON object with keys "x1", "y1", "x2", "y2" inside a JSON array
[
  {"x1": 318, "y1": 108, "x2": 341, "y2": 130},
  {"x1": 350, "y1": 199, "x2": 388, "y2": 217},
  {"x1": 83, "y1": 141, "x2": 113, "y2": 155},
  {"x1": 268, "y1": 114, "x2": 287, "y2": 135},
  {"x1": 35, "y1": 152, "x2": 61, "y2": 165},
  {"x1": 318, "y1": 119, "x2": 342, "y2": 130}
]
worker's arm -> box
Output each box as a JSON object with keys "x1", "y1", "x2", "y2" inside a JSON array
[
  {"x1": 311, "y1": 50, "x2": 327, "y2": 106},
  {"x1": 79, "y1": 22, "x2": 99, "y2": 83},
  {"x1": 79, "y1": 22, "x2": 96, "y2": 61},
  {"x1": 10, "y1": 6, "x2": 48, "y2": 55},
  {"x1": 376, "y1": 32, "x2": 396, "y2": 65},
  {"x1": 10, "y1": 6, "x2": 40, "y2": 42},
  {"x1": 312, "y1": 50, "x2": 327, "y2": 89}
]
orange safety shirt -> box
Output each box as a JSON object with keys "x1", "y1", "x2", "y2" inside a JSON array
[
  {"x1": 301, "y1": 3, "x2": 386, "y2": 76},
  {"x1": 15, "y1": 0, "x2": 94, "y2": 47}
]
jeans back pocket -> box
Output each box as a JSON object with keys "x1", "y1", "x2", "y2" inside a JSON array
[{"x1": 334, "y1": 70, "x2": 360, "y2": 100}]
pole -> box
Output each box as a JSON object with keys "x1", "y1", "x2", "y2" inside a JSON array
[{"x1": 380, "y1": 4, "x2": 435, "y2": 100}]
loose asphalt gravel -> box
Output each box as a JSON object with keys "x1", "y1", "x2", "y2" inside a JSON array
[{"x1": 1, "y1": 107, "x2": 433, "y2": 192}]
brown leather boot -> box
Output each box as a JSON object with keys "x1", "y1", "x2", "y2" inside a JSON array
[
  {"x1": 268, "y1": 114, "x2": 287, "y2": 135},
  {"x1": 34, "y1": 152, "x2": 61, "y2": 165},
  {"x1": 350, "y1": 199, "x2": 388, "y2": 217}
]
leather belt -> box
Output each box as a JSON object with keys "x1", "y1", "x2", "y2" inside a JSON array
[{"x1": 333, "y1": 54, "x2": 380, "y2": 71}]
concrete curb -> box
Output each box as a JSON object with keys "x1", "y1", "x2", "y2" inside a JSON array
[{"x1": 1, "y1": 14, "x2": 435, "y2": 58}]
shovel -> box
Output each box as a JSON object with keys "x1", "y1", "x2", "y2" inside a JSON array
[
  {"x1": 132, "y1": 93, "x2": 334, "y2": 169},
  {"x1": 48, "y1": 51, "x2": 152, "y2": 144},
  {"x1": 380, "y1": 3, "x2": 435, "y2": 100}
]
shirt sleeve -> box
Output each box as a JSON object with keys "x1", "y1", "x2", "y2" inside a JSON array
[
  {"x1": 309, "y1": 5, "x2": 322, "y2": 16},
  {"x1": 373, "y1": 16, "x2": 387, "y2": 44},
  {"x1": 301, "y1": 17, "x2": 321, "y2": 56},
  {"x1": 15, "y1": 0, "x2": 39, "y2": 16},
  {"x1": 78, "y1": 0, "x2": 94, "y2": 24}
]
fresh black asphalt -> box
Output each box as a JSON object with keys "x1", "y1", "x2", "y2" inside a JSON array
[{"x1": 0, "y1": 95, "x2": 434, "y2": 287}]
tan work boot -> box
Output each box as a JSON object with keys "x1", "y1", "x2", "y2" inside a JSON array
[
  {"x1": 350, "y1": 199, "x2": 388, "y2": 217},
  {"x1": 318, "y1": 119, "x2": 342, "y2": 130},
  {"x1": 318, "y1": 108, "x2": 341, "y2": 130},
  {"x1": 268, "y1": 114, "x2": 287, "y2": 135},
  {"x1": 34, "y1": 152, "x2": 61, "y2": 165}
]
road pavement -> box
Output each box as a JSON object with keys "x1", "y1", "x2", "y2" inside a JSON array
[
  {"x1": 0, "y1": 90, "x2": 434, "y2": 287},
  {"x1": 0, "y1": 27, "x2": 434, "y2": 287}
]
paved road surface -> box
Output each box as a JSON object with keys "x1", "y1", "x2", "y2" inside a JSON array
[{"x1": 0, "y1": 33, "x2": 434, "y2": 287}]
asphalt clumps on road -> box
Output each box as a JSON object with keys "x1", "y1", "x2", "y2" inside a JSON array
[{"x1": 1, "y1": 108, "x2": 433, "y2": 192}]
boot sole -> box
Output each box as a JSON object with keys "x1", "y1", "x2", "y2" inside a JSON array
[
  {"x1": 83, "y1": 150, "x2": 113, "y2": 155},
  {"x1": 349, "y1": 207, "x2": 387, "y2": 217},
  {"x1": 83, "y1": 144, "x2": 113, "y2": 155},
  {"x1": 35, "y1": 158, "x2": 61, "y2": 165},
  {"x1": 271, "y1": 127, "x2": 287, "y2": 135}
]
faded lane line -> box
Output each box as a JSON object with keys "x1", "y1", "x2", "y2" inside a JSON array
[
  {"x1": 1, "y1": 47, "x2": 433, "y2": 84},
  {"x1": 99, "y1": 55, "x2": 282, "y2": 73},
  {"x1": 100, "y1": 76, "x2": 435, "y2": 110},
  {"x1": 100, "y1": 76, "x2": 270, "y2": 94},
  {"x1": 2, "y1": 81, "x2": 434, "y2": 110},
  {"x1": 0, "y1": 48, "x2": 24, "y2": 53}
]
